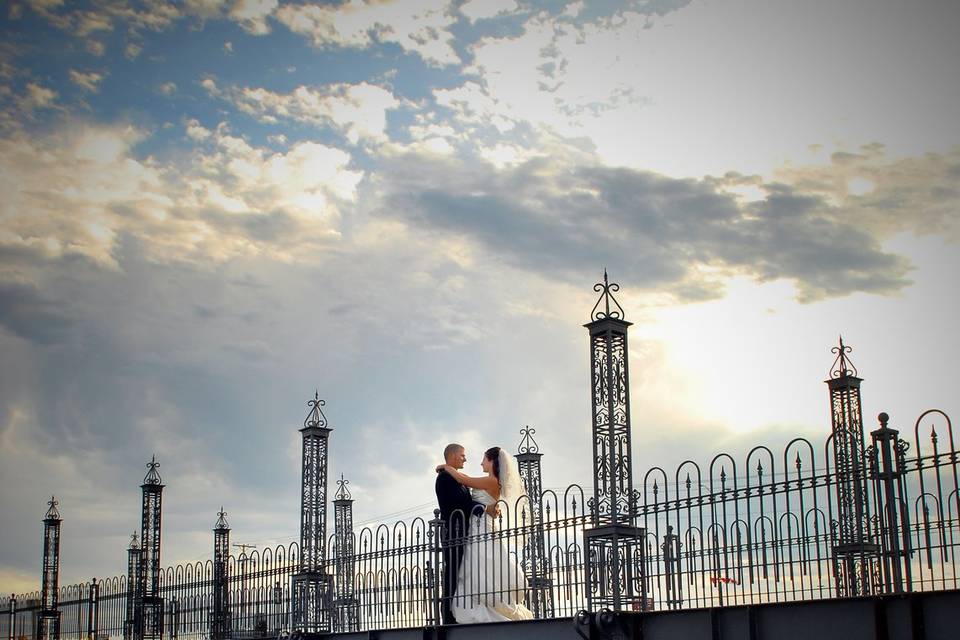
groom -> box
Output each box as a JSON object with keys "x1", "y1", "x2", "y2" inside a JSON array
[{"x1": 435, "y1": 443, "x2": 487, "y2": 625}]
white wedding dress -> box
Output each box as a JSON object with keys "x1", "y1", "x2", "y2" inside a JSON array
[{"x1": 451, "y1": 488, "x2": 534, "y2": 623}]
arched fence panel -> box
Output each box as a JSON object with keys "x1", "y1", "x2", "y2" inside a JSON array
[{"x1": 6, "y1": 410, "x2": 958, "y2": 636}]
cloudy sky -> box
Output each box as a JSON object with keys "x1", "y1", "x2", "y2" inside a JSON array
[{"x1": 1, "y1": 0, "x2": 958, "y2": 591}]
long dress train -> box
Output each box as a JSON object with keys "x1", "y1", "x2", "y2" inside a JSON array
[{"x1": 451, "y1": 489, "x2": 534, "y2": 623}]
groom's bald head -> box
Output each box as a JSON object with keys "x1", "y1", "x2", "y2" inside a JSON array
[{"x1": 444, "y1": 443, "x2": 466, "y2": 468}]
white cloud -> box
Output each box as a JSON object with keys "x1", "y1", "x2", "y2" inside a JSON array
[
  {"x1": 0, "y1": 118, "x2": 363, "y2": 270},
  {"x1": 200, "y1": 77, "x2": 219, "y2": 94},
  {"x1": 211, "y1": 81, "x2": 401, "y2": 144},
  {"x1": 185, "y1": 118, "x2": 212, "y2": 141},
  {"x1": 274, "y1": 0, "x2": 460, "y2": 67},
  {"x1": 22, "y1": 82, "x2": 58, "y2": 111},
  {"x1": 183, "y1": 125, "x2": 364, "y2": 223},
  {"x1": 563, "y1": 0, "x2": 584, "y2": 18},
  {"x1": 228, "y1": 0, "x2": 277, "y2": 35},
  {"x1": 460, "y1": 0, "x2": 960, "y2": 178},
  {"x1": 85, "y1": 39, "x2": 106, "y2": 56},
  {"x1": 460, "y1": 0, "x2": 518, "y2": 22},
  {"x1": 477, "y1": 141, "x2": 542, "y2": 168},
  {"x1": 158, "y1": 81, "x2": 177, "y2": 96},
  {"x1": 26, "y1": 0, "x2": 183, "y2": 35},
  {"x1": 433, "y1": 81, "x2": 515, "y2": 134},
  {"x1": 0, "y1": 123, "x2": 166, "y2": 266},
  {"x1": 68, "y1": 69, "x2": 106, "y2": 93}
]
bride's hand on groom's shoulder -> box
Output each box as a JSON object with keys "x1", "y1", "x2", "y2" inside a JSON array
[{"x1": 435, "y1": 464, "x2": 448, "y2": 474}]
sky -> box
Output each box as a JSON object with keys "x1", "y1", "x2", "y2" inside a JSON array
[{"x1": 1, "y1": 0, "x2": 958, "y2": 592}]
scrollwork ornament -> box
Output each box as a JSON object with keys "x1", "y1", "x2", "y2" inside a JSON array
[
  {"x1": 334, "y1": 475, "x2": 351, "y2": 501},
  {"x1": 304, "y1": 391, "x2": 328, "y2": 429},
  {"x1": 829, "y1": 335, "x2": 859, "y2": 378},
  {"x1": 590, "y1": 270, "x2": 626, "y2": 321},
  {"x1": 517, "y1": 426, "x2": 541, "y2": 454},
  {"x1": 895, "y1": 438, "x2": 910, "y2": 463}
]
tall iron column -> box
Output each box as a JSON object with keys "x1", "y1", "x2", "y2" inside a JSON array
[
  {"x1": 211, "y1": 509, "x2": 230, "y2": 640},
  {"x1": 123, "y1": 533, "x2": 140, "y2": 640},
  {"x1": 515, "y1": 427, "x2": 553, "y2": 618},
  {"x1": 293, "y1": 393, "x2": 333, "y2": 633},
  {"x1": 826, "y1": 338, "x2": 880, "y2": 596},
  {"x1": 138, "y1": 458, "x2": 164, "y2": 640},
  {"x1": 583, "y1": 273, "x2": 646, "y2": 612},
  {"x1": 36, "y1": 497, "x2": 62, "y2": 640},
  {"x1": 332, "y1": 476, "x2": 358, "y2": 633}
]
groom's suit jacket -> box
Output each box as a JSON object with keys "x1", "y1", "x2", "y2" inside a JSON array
[{"x1": 435, "y1": 470, "x2": 484, "y2": 539}]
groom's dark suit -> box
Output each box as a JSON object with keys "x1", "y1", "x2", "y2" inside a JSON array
[{"x1": 435, "y1": 470, "x2": 484, "y2": 625}]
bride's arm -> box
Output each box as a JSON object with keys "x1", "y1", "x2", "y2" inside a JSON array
[{"x1": 436, "y1": 465, "x2": 499, "y2": 492}]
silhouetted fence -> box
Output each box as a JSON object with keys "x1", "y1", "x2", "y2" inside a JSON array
[{"x1": 4, "y1": 410, "x2": 957, "y2": 638}]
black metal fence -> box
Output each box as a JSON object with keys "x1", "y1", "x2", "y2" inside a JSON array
[{"x1": 4, "y1": 410, "x2": 957, "y2": 638}]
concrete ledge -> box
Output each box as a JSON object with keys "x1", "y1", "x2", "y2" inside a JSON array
[{"x1": 314, "y1": 588, "x2": 960, "y2": 640}]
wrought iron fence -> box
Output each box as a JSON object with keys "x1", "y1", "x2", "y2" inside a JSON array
[{"x1": 4, "y1": 410, "x2": 957, "y2": 639}]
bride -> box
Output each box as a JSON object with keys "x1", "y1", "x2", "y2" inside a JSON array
[{"x1": 435, "y1": 446, "x2": 535, "y2": 623}]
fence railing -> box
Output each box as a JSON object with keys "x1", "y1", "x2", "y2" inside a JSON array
[{"x1": 4, "y1": 410, "x2": 957, "y2": 638}]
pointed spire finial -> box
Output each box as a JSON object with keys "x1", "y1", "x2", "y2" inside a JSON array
[
  {"x1": 44, "y1": 496, "x2": 60, "y2": 520},
  {"x1": 304, "y1": 393, "x2": 329, "y2": 429},
  {"x1": 334, "y1": 474, "x2": 352, "y2": 500},
  {"x1": 590, "y1": 271, "x2": 625, "y2": 321},
  {"x1": 143, "y1": 455, "x2": 162, "y2": 485},
  {"x1": 829, "y1": 334, "x2": 858, "y2": 378},
  {"x1": 215, "y1": 507, "x2": 230, "y2": 530},
  {"x1": 517, "y1": 425, "x2": 541, "y2": 454},
  {"x1": 129, "y1": 531, "x2": 139, "y2": 549}
]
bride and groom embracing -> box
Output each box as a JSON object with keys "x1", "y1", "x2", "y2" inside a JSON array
[{"x1": 434, "y1": 443, "x2": 535, "y2": 625}]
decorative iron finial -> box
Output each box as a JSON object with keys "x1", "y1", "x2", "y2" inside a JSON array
[
  {"x1": 517, "y1": 426, "x2": 540, "y2": 454},
  {"x1": 129, "y1": 531, "x2": 139, "y2": 550},
  {"x1": 304, "y1": 391, "x2": 328, "y2": 429},
  {"x1": 214, "y1": 507, "x2": 229, "y2": 530},
  {"x1": 44, "y1": 496, "x2": 60, "y2": 520},
  {"x1": 334, "y1": 474, "x2": 351, "y2": 501},
  {"x1": 143, "y1": 454, "x2": 162, "y2": 485},
  {"x1": 829, "y1": 335, "x2": 858, "y2": 378},
  {"x1": 590, "y1": 269, "x2": 625, "y2": 321}
]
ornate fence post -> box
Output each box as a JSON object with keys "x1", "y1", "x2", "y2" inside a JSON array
[
  {"x1": 826, "y1": 339, "x2": 880, "y2": 596},
  {"x1": 138, "y1": 457, "x2": 164, "y2": 640},
  {"x1": 9, "y1": 593, "x2": 17, "y2": 640},
  {"x1": 211, "y1": 509, "x2": 230, "y2": 640},
  {"x1": 123, "y1": 533, "x2": 140, "y2": 640},
  {"x1": 515, "y1": 427, "x2": 553, "y2": 618},
  {"x1": 166, "y1": 599, "x2": 178, "y2": 640},
  {"x1": 293, "y1": 393, "x2": 334, "y2": 634},
  {"x1": 870, "y1": 412, "x2": 910, "y2": 593},
  {"x1": 37, "y1": 497, "x2": 62, "y2": 640},
  {"x1": 427, "y1": 510, "x2": 444, "y2": 627},
  {"x1": 86, "y1": 579, "x2": 99, "y2": 640},
  {"x1": 332, "y1": 476, "x2": 358, "y2": 633},
  {"x1": 661, "y1": 526, "x2": 681, "y2": 609},
  {"x1": 271, "y1": 581, "x2": 283, "y2": 635},
  {"x1": 583, "y1": 272, "x2": 646, "y2": 612}
]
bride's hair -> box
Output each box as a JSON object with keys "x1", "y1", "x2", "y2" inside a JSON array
[{"x1": 484, "y1": 446, "x2": 502, "y2": 482}]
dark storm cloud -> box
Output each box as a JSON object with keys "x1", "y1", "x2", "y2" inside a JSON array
[
  {"x1": 379, "y1": 154, "x2": 913, "y2": 302},
  {"x1": 0, "y1": 279, "x2": 76, "y2": 345}
]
